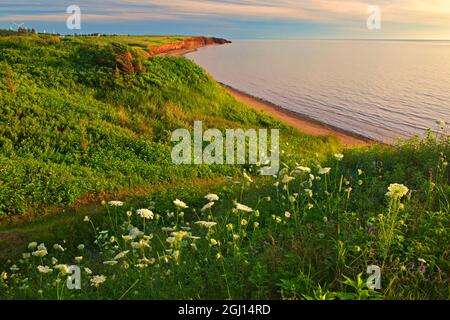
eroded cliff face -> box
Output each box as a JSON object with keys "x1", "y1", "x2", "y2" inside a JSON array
[{"x1": 148, "y1": 37, "x2": 231, "y2": 55}]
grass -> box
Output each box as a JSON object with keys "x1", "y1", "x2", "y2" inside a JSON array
[{"x1": 0, "y1": 32, "x2": 448, "y2": 300}]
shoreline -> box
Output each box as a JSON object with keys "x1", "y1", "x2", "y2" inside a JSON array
[
  {"x1": 166, "y1": 42, "x2": 376, "y2": 147},
  {"x1": 222, "y1": 84, "x2": 375, "y2": 147}
]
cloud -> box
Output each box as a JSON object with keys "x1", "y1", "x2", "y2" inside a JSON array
[{"x1": 1, "y1": 0, "x2": 449, "y2": 37}]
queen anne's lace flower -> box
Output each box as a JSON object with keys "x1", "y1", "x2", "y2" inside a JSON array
[
  {"x1": 386, "y1": 183, "x2": 409, "y2": 199},
  {"x1": 108, "y1": 201, "x2": 124, "y2": 207},
  {"x1": 235, "y1": 202, "x2": 253, "y2": 213},
  {"x1": 137, "y1": 209, "x2": 154, "y2": 220},
  {"x1": 173, "y1": 199, "x2": 188, "y2": 209},
  {"x1": 90, "y1": 275, "x2": 106, "y2": 287},
  {"x1": 204, "y1": 194, "x2": 219, "y2": 202},
  {"x1": 37, "y1": 265, "x2": 53, "y2": 274}
]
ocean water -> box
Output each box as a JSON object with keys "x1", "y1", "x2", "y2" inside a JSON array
[{"x1": 186, "y1": 40, "x2": 450, "y2": 142}]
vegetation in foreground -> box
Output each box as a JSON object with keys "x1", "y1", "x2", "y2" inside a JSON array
[
  {"x1": 0, "y1": 133, "x2": 448, "y2": 300},
  {"x1": 0, "y1": 32, "x2": 449, "y2": 300}
]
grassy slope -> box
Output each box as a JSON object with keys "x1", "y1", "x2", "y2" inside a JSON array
[
  {"x1": 0, "y1": 34, "x2": 448, "y2": 300},
  {"x1": 0, "y1": 34, "x2": 340, "y2": 216}
]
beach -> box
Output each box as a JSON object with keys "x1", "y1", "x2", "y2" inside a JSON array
[{"x1": 223, "y1": 85, "x2": 372, "y2": 147}]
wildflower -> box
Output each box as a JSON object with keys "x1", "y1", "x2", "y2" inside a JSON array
[
  {"x1": 166, "y1": 237, "x2": 176, "y2": 245},
  {"x1": 1, "y1": 272, "x2": 7, "y2": 280},
  {"x1": 28, "y1": 242, "x2": 38, "y2": 250},
  {"x1": 139, "y1": 239, "x2": 150, "y2": 249},
  {"x1": 90, "y1": 275, "x2": 106, "y2": 288},
  {"x1": 173, "y1": 199, "x2": 188, "y2": 209},
  {"x1": 304, "y1": 189, "x2": 313, "y2": 198},
  {"x1": 306, "y1": 203, "x2": 314, "y2": 210},
  {"x1": 226, "y1": 223, "x2": 234, "y2": 231},
  {"x1": 243, "y1": 172, "x2": 253, "y2": 183},
  {"x1": 216, "y1": 252, "x2": 223, "y2": 260},
  {"x1": 201, "y1": 202, "x2": 215, "y2": 212},
  {"x1": 358, "y1": 179, "x2": 363, "y2": 186},
  {"x1": 357, "y1": 169, "x2": 363, "y2": 176},
  {"x1": 53, "y1": 244, "x2": 65, "y2": 252},
  {"x1": 334, "y1": 153, "x2": 344, "y2": 161},
  {"x1": 235, "y1": 202, "x2": 253, "y2": 213},
  {"x1": 83, "y1": 216, "x2": 90, "y2": 222},
  {"x1": 22, "y1": 253, "x2": 31, "y2": 259},
  {"x1": 32, "y1": 249, "x2": 48, "y2": 258},
  {"x1": 284, "y1": 211, "x2": 291, "y2": 219},
  {"x1": 103, "y1": 260, "x2": 118, "y2": 266},
  {"x1": 137, "y1": 209, "x2": 154, "y2": 220},
  {"x1": 418, "y1": 258, "x2": 427, "y2": 264},
  {"x1": 205, "y1": 194, "x2": 219, "y2": 202},
  {"x1": 275, "y1": 216, "x2": 282, "y2": 224},
  {"x1": 255, "y1": 210, "x2": 260, "y2": 217},
  {"x1": 122, "y1": 235, "x2": 133, "y2": 242},
  {"x1": 84, "y1": 268, "x2": 93, "y2": 275},
  {"x1": 108, "y1": 200, "x2": 124, "y2": 207},
  {"x1": 55, "y1": 264, "x2": 69, "y2": 274},
  {"x1": 75, "y1": 256, "x2": 83, "y2": 263},
  {"x1": 386, "y1": 183, "x2": 409, "y2": 199},
  {"x1": 210, "y1": 239, "x2": 218, "y2": 246},
  {"x1": 171, "y1": 231, "x2": 189, "y2": 241},
  {"x1": 195, "y1": 221, "x2": 217, "y2": 229},
  {"x1": 241, "y1": 219, "x2": 248, "y2": 226},
  {"x1": 126, "y1": 210, "x2": 133, "y2": 217},
  {"x1": 282, "y1": 175, "x2": 295, "y2": 184},
  {"x1": 114, "y1": 250, "x2": 129, "y2": 260},
  {"x1": 254, "y1": 222, "x2": 260, "y2": 229},
  {"x1": 297, "y1": 166, "x2": 311, "y2": 174},
  {"x1": 37, "y1": 265, "x2": 53, "y2": 274},
  {"x1": 77, "y1": 244, "x2": 85, "y2": 251},
  {"x1": 232, "y1": 234, "x2": 240, "y2": 241},
  {"x1": 318, "y1": 167, "x2": 331, "y2": 175}
]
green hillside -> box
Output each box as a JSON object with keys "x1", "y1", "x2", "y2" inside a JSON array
[{"x1": 0, "y1": 33, "x2": 448, "y2": 300}]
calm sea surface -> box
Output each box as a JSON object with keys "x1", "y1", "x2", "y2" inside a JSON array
[{"x1": 186, "y1": 40, "x2": 450, "y2": 142}]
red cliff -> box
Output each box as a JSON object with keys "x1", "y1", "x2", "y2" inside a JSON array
[{"x1": 148, "y1": 37, "x2": 231, "y2": 56}]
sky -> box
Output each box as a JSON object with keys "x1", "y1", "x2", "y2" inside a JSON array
[{"x1": 1, "y1": 0, "x2": 450, "y2": 39}]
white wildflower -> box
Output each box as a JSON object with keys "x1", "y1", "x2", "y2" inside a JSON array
[
  {"x1": 108, "y1": 201, "x2": 124, "y2": 207},
  {"x1": 195, "y1": 221, "x2": 217, "y2": 229},
  {"x1": 90, "y1": 275, "x2": 106, "y2": 287},
  {"x1": 235, "y1": 202, "x2": 253, "y2": 213},
  {"x1": 137, "y1": 209, "x2": 154, "y2": 220},
  {"x1": 386, "y1": 183, "x2": 409, "y2": 199},
  {"x1": 201, "y1": 202, "x2": 215, "y2": 212},
  {"x1": 173, "y1": 199, "x2": 188, "y2": 209},
  {"x1": 114, "y1": 250, "x2": 130, "y2": 260},
  {"x1": 205, "y1": 194, "x2": 219, "y2": 202},
  {"x1": 37, "y1": 265, "x2": 53, "y2": 274},
  {"x1": 318, "y1": 167, "x2": 331, "y2": 175}
]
